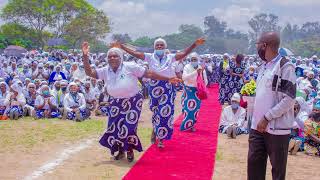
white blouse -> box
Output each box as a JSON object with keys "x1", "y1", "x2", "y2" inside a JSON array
[
  {"x1": 35, "y1": 95, "x2": 57, "y2": 110},
  {"x1": 144, "y1": 53, "x2": 177, "y2": 78},
  {"x1": 96, "y1": 62, "x2": 145, "y2": 98},
  {"x1": 182, "y1": 64, "x2": 208, "y2": 87},
  {"x1": 4, "y1": 93, "x2": 26, "y2": 107}
]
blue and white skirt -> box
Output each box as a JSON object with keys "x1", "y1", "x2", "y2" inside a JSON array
[
  {"x1": 148, "y1": 80, "x2": 175, "y2": 140},
  {"x1": 99, "y1": 92, "x2": 143, "y2": 154}
]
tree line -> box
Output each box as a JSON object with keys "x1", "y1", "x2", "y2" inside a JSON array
[{"x1": 0, "y1": 0, "x2": 319, "y2": 57}]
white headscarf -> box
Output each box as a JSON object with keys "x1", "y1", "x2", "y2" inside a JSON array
[
  {"x1": 154, "y1": 38, "x2": 167, "y2": 49},
  {"x1": 189, "y1": 52, "x2": 200, "y2": 61},
  {"x1": 106, "y1": 48, "x2": 124, "y2": 64},
  {"x1": 11, "y1": 82, "x2": 22, "y2": 95}
]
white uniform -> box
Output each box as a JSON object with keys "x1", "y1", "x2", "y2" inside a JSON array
[{"x1": 96, "y1": 62, "x2": 146, "y2": 98}]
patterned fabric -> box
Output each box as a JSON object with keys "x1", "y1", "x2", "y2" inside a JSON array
[
  {"x1": 290, "y1": 129, "x2": 305, "y2": 151},
  {"x1": 6, "y1": 106, "x2": 23, "y2": 117},
  {"x1": 0, "y1": 107, "x2": 6, "y2": 115},
  {"x1": 67, "y1": 109, "x2": 89, "y2": 120},
  {"x1": 99, "y1": 93, "x2": 143, "y2": 155},
  {"x1": 180, "y1": 86, "x2": 201, "y2": 131},
  {"x1": 99, "y1": 106, "x2": 109, "y2": 115},
  {"x1": 219, "y1": 61, "x2": 245, "y2": 104},
  {"x1": 218, "y1": 125, "x2": 247, "y2": 135},
  {"x1": 35, "y1": 109, "x2": 60, "y2": 118},
  {"x1": 304, "y1": 119, "x2": 320, "y2": 156},
  {"x1": 207, "y1": 62, "x2": 220, "y2": 84},
  {"x1": 148, "y1": 80, "x2": 175, "y2": 140}
]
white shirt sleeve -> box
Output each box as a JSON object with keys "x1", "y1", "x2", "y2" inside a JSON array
[
  {"x1": 96, "y1": 67, "x2": 108, "y2": 82},
  {"x1": 127, "y1": 62, "x2": 146, "y2": 78},
  {"x1": 144, "y1": 53, "x2": 152, "y2": 64},
  {"x1": 63, "y1": 94, "x2": 72, "y2": 112},
  {"x1": 182, "y1": 65, "x2": 197, "y2": 81},
  {"x1": 79, "y1": 93, "x2": 86, "y2": 110},
  {"x1": 203, "y1": 70, "x2": 208, "y2": 86},
  {"x1": 35, "y1": 96, "x2": 43, "y2": 106},
  {"x1": 237, "y1": 107, "x2": 246, "y2": 127}
]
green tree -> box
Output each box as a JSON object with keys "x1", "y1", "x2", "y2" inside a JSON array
[
  {"x1": 132, "y1": 36, "x2": 153, "y2": 47},
  {"x1": 64, "y1": 10, "x2": 110, "y2": 49},
  {"x1": 248, "y1": 13, "x2": 281, "y2": 53},
  {"x1": 204, "y1": 15, "x2": 227, "y2": 38},
  {"x1": 112, "y1": 33, "x2": 132, "y2": 43},
  {"x1": 1, "y1": 0, "x2": 97, "y2": 47}
]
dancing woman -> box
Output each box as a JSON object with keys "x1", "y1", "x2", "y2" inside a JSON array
[
  {"x1": 181, "y1": 52, "x2": 208, "y2": 132},
  {"x1": 81, "y1": 42, "x2": 181, "y2": 162},
  {"x1": 112, "y1": 37, "x2": 205, "y2": 148}
]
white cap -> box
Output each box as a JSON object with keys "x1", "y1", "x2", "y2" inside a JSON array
[{"x1": 231, "y1": 93, "x2": 241, "y2": 102}]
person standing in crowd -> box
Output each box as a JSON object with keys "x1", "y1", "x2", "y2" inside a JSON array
[
  {"x1": 219, "y1": 93, "x2": 247, "y2": 138},
  {"x1": 248, "y1": 32, "x2": 296, "y2": 180},
  {"x1": 218, "y1": 53, "x2": 231, "y2": 105},
  {"x1": 181, "y1": 52, "x2": 207, "y2": 132},
  {"x1": 112, "y1": 37, "x2": 205, "y2": 148},
  {"x1": 229, "y1": 54, "x2": 246, "y2": 97},
  {"x1": 81, "y1": 42, "x2": 181, "y2": 162}
]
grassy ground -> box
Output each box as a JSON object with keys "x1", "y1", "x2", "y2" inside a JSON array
[{"x1": 0, "y1": 117, "x2": 105, "y2": 152}]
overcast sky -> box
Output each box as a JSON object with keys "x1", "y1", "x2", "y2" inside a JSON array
[{"x1": 1, "y1": 0, "x2": 319, "y2": 39}]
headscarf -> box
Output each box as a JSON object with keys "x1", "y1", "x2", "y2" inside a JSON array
[
  {"x1": 27, "y1": 83, "x2": 36, "y2": 89},
  {"x1": 11, "y1": 82, "x2": 22, "y2": 95},
  {"x1": 189, "y1": 52, "x2": 200, "y2": 61},
  {"x1": 153, "y1": 38, "x2": 167, "y2": 49},
  {"x1": 40, "y1": 85, "x2": 50, "y2": 95},
  {"x1": 107, "y1": 47, "x2": 124, "y2": 64},
  {"x1": 68, "y1": 82, "x2": 79, "y2": 103}
]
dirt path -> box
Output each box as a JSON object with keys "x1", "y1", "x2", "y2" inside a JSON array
[{"x1": 214, "y1": 134, "x2": 320, "y2": 180}]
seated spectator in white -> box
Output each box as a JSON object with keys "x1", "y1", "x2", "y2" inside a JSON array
[
  {"x1": 48, "y1": 64, "x2": 67, "y2": 84},
  {"x1": 219, "y1": 93, "x2": 247, "y2": 138},
  {"x1": 32, "y1": 63, "x2": 49, "y2": 80},
  {"x1": 19, "y1": 64, "x2": 32, "y2": 83},
  {"x1": 24, "y1": 83, "x2": 37, "y2": 117},
  {"x1": 4, "y1": 82, "x2": 26, "y2": 120},
  {"x1": 83, "y1": 81, "x2": 97, "y2": 111},
  {"x1": 93, "y1": 80, "x2": 104, "y2": 99},
  {"x1": 63, "y1": 82, "x2": 89, "y2": 121},
  {"x1": 0, "y1": 82, "x2": 9, "y2": 120},
  {"x1": 34, "y1": 85, "x2": 60, "y2": 119},
  {"x1": 288, "y1": 97, "x2": 310, "y2": 155},
  {"x1": 95, "y1": 86, "x2": 110, "y2": 116}
]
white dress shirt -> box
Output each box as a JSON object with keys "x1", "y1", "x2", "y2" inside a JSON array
[
  {"x1": 96, "y1": 62, "x2": 146, "y2": 98},
  {"x1": 182, "y1": 64, "x2": 208, "y2": 87}
]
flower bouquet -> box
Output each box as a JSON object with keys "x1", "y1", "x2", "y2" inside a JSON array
[
  {"x1": 240, "y1": 79, "x2": 256, "y2": 96},
  {"x1": 241, "y1": 80, "x2": 256, "y2": 126}
]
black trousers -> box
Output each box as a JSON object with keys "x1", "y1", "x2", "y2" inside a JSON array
[{"x1": 247, "y1": 129, "x2": 290, "y2": 180}]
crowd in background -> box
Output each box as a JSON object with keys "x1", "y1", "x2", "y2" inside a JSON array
[{"x1": 0, "y1": 48, "x2": 319, "y2": 157}]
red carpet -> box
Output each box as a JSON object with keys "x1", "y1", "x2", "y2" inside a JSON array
[{"x1": 123, "y1": 84, "x2": 222, "y2": 180}]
